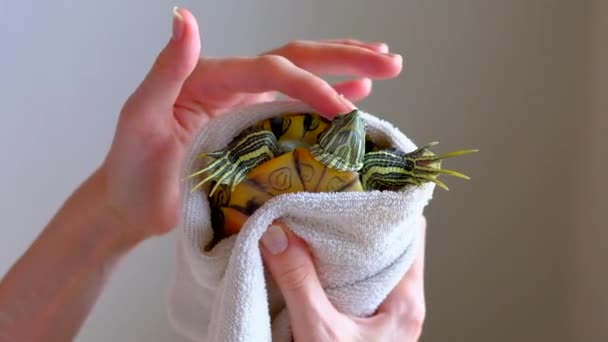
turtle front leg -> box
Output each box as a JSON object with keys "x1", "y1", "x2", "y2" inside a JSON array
[
  {"x1": 360, "y1": 142, "x2": 478, "y2": 191},
  {"x1": 187, "y1": 129, "x2": 281, "y2": 196}
]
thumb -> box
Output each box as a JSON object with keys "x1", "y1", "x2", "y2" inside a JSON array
[
  {"x1": 260, "y1": 222, "x2": 336, "y2": 319},
  {"x1": 126, "y1": 7, "x2": 201, "y2": 115}
]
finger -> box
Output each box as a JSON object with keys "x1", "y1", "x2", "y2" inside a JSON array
[
  {"x1": 332, "y1": 78, "x2": 373, "y2": 103},
  {"x1": 321, "y1": 39, "x2": 390, "y2": 53},
  {"x1": 280, "y1": 78, "x2": 371, "y2": 103},
  {"x1": 124, "y1": 7, "x2": 201, "y2": 116},
  {"x1": 265, "y1": 40, "x2": 403, "y2": 79},
  {"x1": 376, "y1": 216, "x2": 427, "y2": 338},
  {"x1": 187, "y1": 56, "x2": 355, "y2": 118},
  {"x1": 260, "y1": 222, "x2": 338, "y2": 321}
]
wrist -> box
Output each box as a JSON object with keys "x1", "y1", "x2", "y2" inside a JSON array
[
  {"x1": 49, "y1": 168, "x2": 147, "y2": 263},
  {"x1": 91, "y1": 168, "x2": 150, "y2": 254},
  {"x1": 0, "y1": 168, "x2": 146, "y2": 340}
]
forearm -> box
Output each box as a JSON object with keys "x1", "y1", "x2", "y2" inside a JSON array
[{"x1": 0, "y1": 170, "x2": 143, "y2": 341}]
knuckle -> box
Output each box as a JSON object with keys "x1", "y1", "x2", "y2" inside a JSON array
[
  {"x1": 258, "y1": 54, "x2": 291, "y2": 72},
  {"x1": 398, "y1": 306, "x2": 426, "y2": 339},
  {"x1": 276, "y1": 260, "x2": 312, "y2": 291},
  {"x1": 385, "y1": 297, "x2": 426, "y2": 339},
  {"x1": 283, "y1": 39, "x2": 307, "y2": 52}
]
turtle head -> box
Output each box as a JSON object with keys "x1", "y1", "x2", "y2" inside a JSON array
[{"x1": 310, "y1": 109, "x2": 366, "y2": 171}]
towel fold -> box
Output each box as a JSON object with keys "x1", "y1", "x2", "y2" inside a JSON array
[{"x1": 166, "y1": 101, "x2": 435, "y2": 342}]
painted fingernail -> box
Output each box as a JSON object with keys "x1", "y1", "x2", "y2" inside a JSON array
[
  {"x1": 261, "y1": 225, "x2": 288, "y2": 255},
  {"x1": 172, "y1": 6, "x2": 185, "y2": 41}
]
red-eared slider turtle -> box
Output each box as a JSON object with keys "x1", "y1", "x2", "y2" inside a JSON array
[{"x1": 187, "y1": 110, "x2": 476, "y2": 239}]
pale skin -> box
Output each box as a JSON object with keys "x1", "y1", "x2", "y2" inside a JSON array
[{"x1": 0, "y1": 7, "x2": 426, "y2": 342}]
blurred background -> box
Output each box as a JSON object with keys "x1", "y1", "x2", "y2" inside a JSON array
[{"x1": 0, "y1": 1, "x2": 605, "y2": 341}]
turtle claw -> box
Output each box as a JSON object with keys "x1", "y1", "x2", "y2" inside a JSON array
[
  {"x1": 416, "y1": 166, "x2": 471, "y2": 180},
  {"x1": 187, "y1": 152, "x2": 249, "y2": 196},
  {"x1": 429, "y1": 149, "x2": 480, "y2": 161},
  {"x1": 187, "y1": 129, "x2": 280, "y2": 196},
  {"x1": 406, "y1": 143, "x2": 477, "y2": 190},
  {"x1": 187, "y1": 156, "x2": 235, "y2": 195},
  {"x1": 416, "y1": 173, "x2": 450, "y2": 191}
]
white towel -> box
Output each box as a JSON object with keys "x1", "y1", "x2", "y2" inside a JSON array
[{"x1": 166, "y1": 100, "x2": 435, "y2": 342}]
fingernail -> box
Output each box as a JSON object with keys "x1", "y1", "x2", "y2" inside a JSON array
[
  {"x1": 384, "y1": 53, "x2": 403, "y2": 64},
  {"x1": 375, "y1": 42, "x2": 389, "y2": 53},
  {"x1": 172, "y1": 6, "x2": 185, "y2": 41},
  {"x1": 261, "y1": 225, "x2": 288, "y2": 255}
]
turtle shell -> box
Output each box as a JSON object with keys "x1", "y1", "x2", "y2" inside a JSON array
[
  {"x1": 207, "y1": 112, "x2": 366, "y2": 239},
  {"x1": 210, "y1": 146, "x2": 364, "y2": 237}
]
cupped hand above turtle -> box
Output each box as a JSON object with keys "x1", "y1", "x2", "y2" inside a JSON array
[{"x1": 102, "y1": 7, "x2": 404, "y2": 240}]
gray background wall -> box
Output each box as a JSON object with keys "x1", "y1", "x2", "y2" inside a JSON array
[
  {"x1": 0, "y1": 1, "x2": 602, "y2": 341},
  {"x1": 572, "y1": 1, "x2": 607, "y2": 342}
]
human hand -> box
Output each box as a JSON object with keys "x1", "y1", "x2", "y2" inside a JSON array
[
  {"x1": 260, "y1": 218, "x2": 427, "y2": 342},
  {"x1": 98, "y1": 7, "x2": 403, "y2": 240}
]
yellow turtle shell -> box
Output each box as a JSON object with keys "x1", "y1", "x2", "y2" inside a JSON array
[{"x1": 208, "y1": 112, "x2": 364, "y2": 239}]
